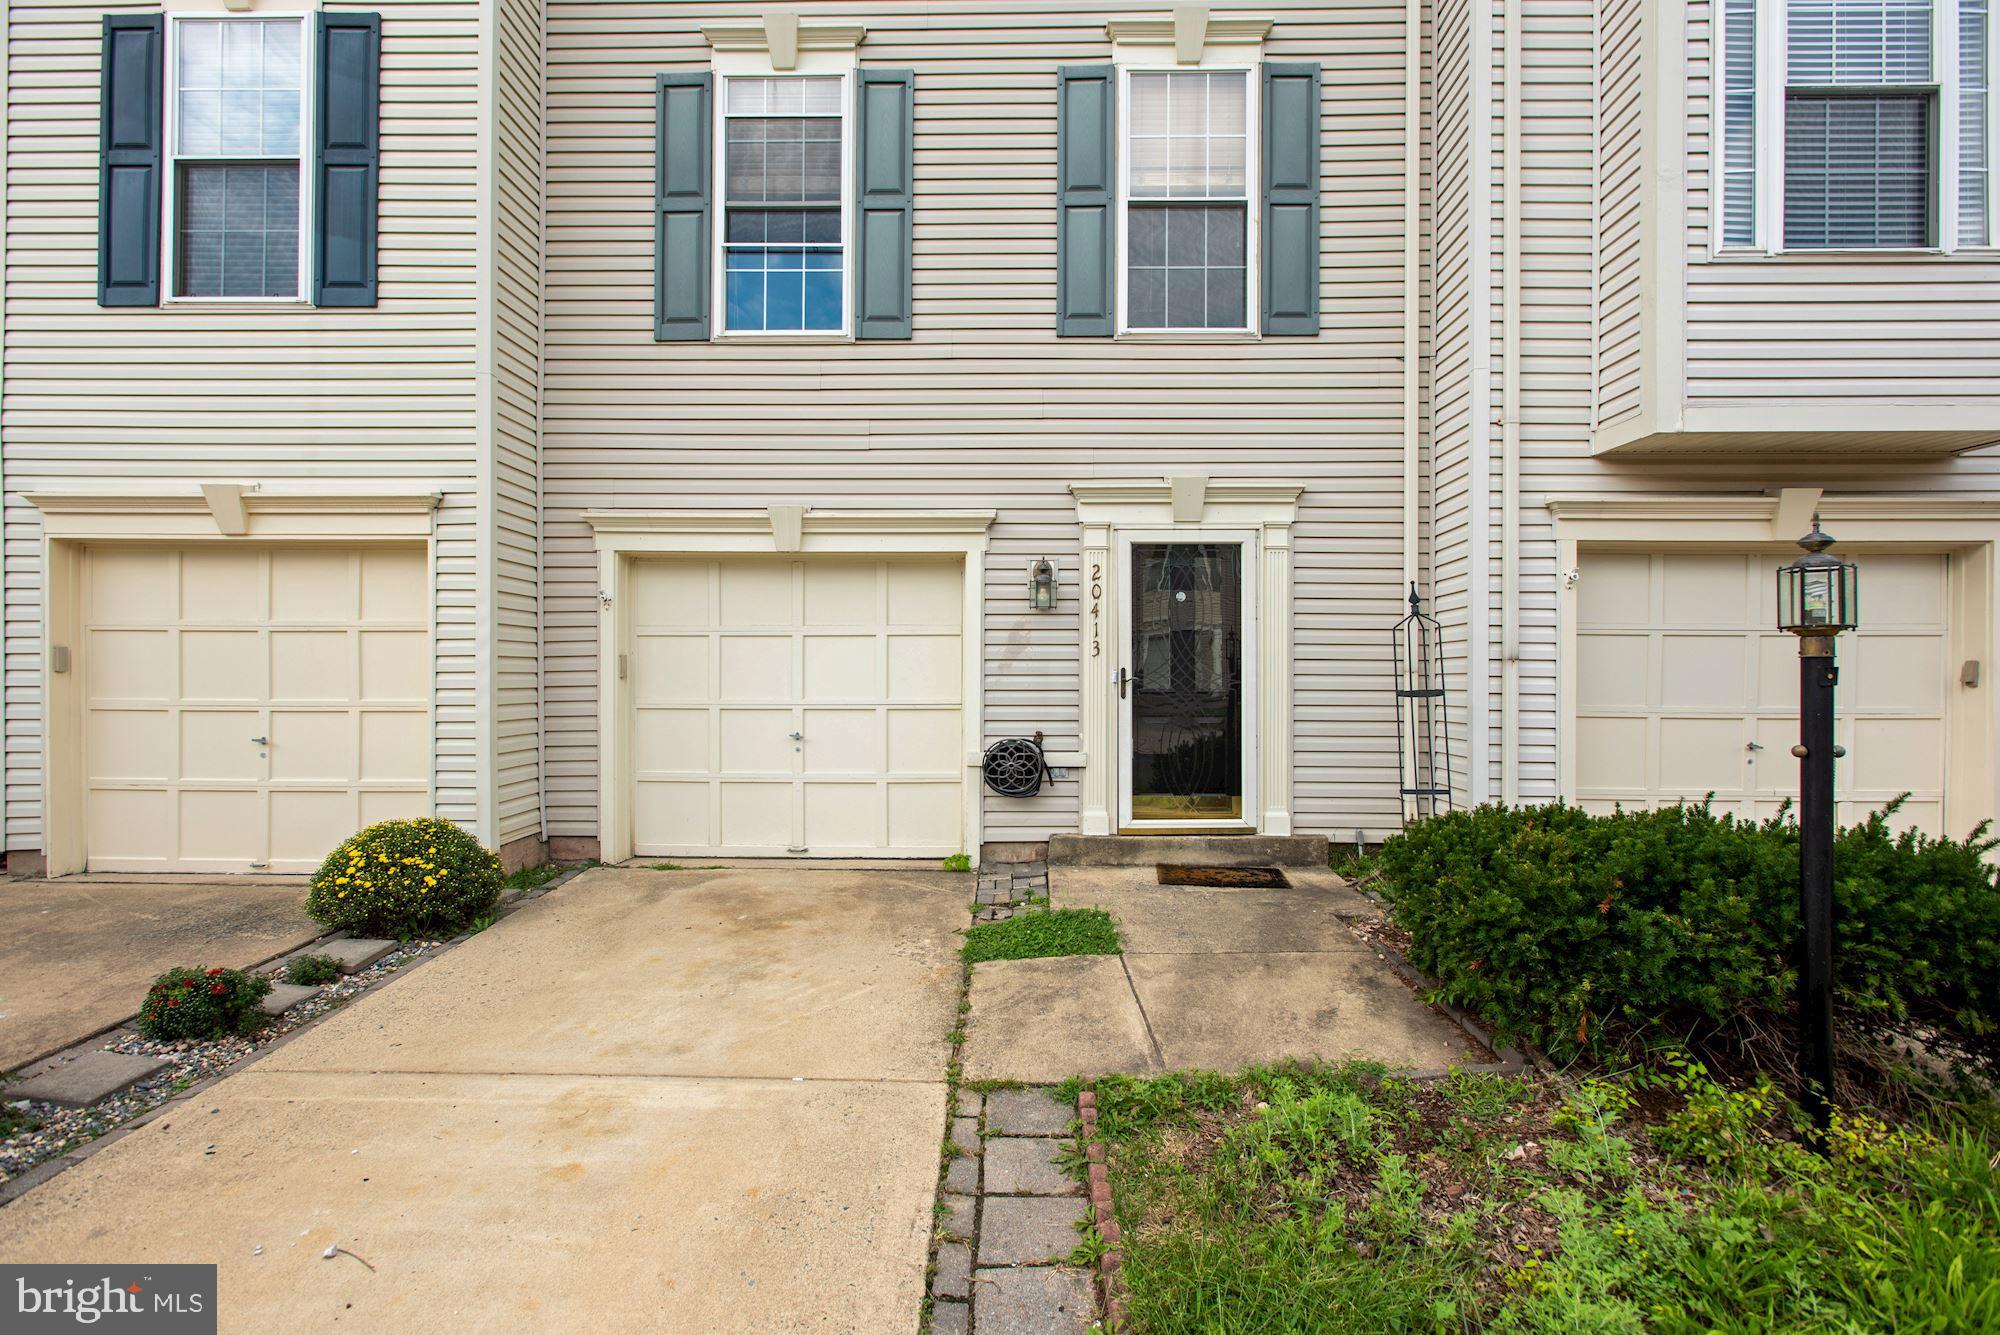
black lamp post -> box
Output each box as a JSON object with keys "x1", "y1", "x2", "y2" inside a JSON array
[{"x1": 1775, "y1": 516, "x2": 1859, "y2": 1141}]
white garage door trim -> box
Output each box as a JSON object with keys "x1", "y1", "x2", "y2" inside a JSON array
[
  {"x1": 27, "y1": 488, "x2": 439, "y2": 877},
  {"x1": 1550, "y1": 493, "x2": 2000, "y2": 841},
  {"x1": 585, "y1": 509, "x2": 995, "y2": 864}
]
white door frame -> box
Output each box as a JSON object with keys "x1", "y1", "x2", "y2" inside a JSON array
[
  {"x1": 23, "y1": 487, "x2": 441, "y2": 877},
  {"x1": 1072, "y1": 479, "x2": 1300, "y2": 838},
  {"x1": 1548, "y1": 492, "x2": 2000, "y2": 841},
  {"x1": 1116, "y1": 529, "x2": 1259, "y2": 831},
  {"x1": 582, "y1": 507, "x2": 995, "y2": 864}
]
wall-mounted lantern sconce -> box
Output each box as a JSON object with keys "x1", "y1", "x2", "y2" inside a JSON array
[{"x1": 1030, "y1": 558, "x2": 1057, "y2": 612}]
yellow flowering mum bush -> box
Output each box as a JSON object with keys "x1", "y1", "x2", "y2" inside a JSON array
[{"x1": 307, "y1": 817, "x2": 503, "y2": 939}]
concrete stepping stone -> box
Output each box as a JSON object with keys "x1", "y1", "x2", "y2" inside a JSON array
[
  {"x1": 983, "y1": 1137, "x2": 1077, "y2": 1196},
  {"x1": 972, "y1": 1266, "x2": 1095, "y2": 1334},
  {"x1": 977, "y1": 1195, "x2": 1086, "y2": 1266},
  {"x1": 10, "y1": 1050, "x2": 168, "y2": 1108},
  {"x1": 258, "y1": 982, "x2": 321, "y2": 1016},
  {"x1": 986, "y1": 1088, "x2": 1072, "y2": 1136},
  {"x1": 317, "y1": 938, "x2": 396, "y2": 973}
]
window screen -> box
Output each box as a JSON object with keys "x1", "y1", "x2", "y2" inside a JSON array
[
  {"x1": 172, "y1": 18, "x2": 304, "y2": 297},
  {"x1": 722, "y1": 76, "x2": 845, "y2": 333},
  {"x1": 1126, "y1": 71, "x2": 1250, "y2": 330},
  {"x1": 1964, "y1": 0, "x2": 1992, "y2": 245},
  {"x1": 1721, "y1": 0, "x2": 1759, "y2": 246},
  {"x1": 1783, "y1": 1, "x2": 1936, "y2": 249}
]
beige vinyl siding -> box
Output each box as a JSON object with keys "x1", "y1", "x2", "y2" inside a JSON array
[
  {"x1": 489, "y1": 0, "x2": 545, "y2": 846},
  {"x1": 541, "y1": 0, "x2": 1422, "y2": 845},
  {"x1": 1681, "y1": 0, "x2": 2000, "y2": 418},
  {"x1": 1595, "y1": 0, "x2": 1643, "y2": 430},
  {"x1": 1, "y1": 0, "x2": 484, "y2": 852}
]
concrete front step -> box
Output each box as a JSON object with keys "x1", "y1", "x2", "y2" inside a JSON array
[{"x1": 1046, "y1": 833, "x2": 1329, "y2": 868}]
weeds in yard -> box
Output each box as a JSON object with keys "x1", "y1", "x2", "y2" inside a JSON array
[
  {"x1": 282, "y1": 953, "x2": 343, "y2": 986},
  {"x1": 941, "y1": 853, "x2": 972, "y2": 873},
  {"x1": 1088, "y1": 1059, "x2": 2000, "y2": 1333},
  {"x1": 961, "y1": 908, "x2": 1120, "y2": 964}
]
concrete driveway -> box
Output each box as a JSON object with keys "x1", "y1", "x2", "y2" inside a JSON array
[
  {"x1": 0, "y1": 877, "x2": 320, "y2": 1070},
  {"x1": 0, "y1": 867, "x2": 964, "y2": 1332}
]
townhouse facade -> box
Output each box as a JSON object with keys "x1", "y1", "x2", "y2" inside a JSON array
[{"x1": 2, "y1": 0, "x2": 1996, "y2": 876}]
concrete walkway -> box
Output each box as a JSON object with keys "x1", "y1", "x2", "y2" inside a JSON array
[
  {"x1": 0, "y1": 867, "x2": 965, "y2": 1332},
  {"x1": 0, "y1": 877, "x2": 321, "y2": 1070},
  {"x1": 961, "y1": 867, "x2": 1482, "y2": 1082}
]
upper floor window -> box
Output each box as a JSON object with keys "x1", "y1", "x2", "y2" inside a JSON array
[
  {"x1": 1720, "y1": 0, "x2": 1995, "y2": 251},
  {"x1": 719, "y1": 75, "x2": 849, "y2": 333},
  {"x1": 1120, "y1": 69, "x2": 1257, "y2": 331},
  {"x1": 169, "y1": 17, "x2": 308, "y2": 299}
]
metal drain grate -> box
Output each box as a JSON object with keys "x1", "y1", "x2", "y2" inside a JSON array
[{"x1": 1156, "y1": 865, "x2": 1291, "y2": 889}]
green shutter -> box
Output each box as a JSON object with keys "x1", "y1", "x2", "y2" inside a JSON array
[
  {"x1": 98, "y1": 14, "x2": 164, "y2": 307},
  {"x1": 855, "y1": 69, "x2": 914, "y2": 339},
  {"x1": 1057, "y1": 65, "x2": 1114, "y2": 337},
  {"x1": 655, "y1": 72, "x2": 712, "y2": 341},
  {"x1": 1260, "y1": 62, "x2": 1320, "y2": 335},
  {"x1": 313, "y1": 13, "x2": 381, "y2": 307}
]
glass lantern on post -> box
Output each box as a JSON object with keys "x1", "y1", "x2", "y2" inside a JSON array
[{"x1": 1775, "y1": 516, "x2": 1858, "y2": 1146}]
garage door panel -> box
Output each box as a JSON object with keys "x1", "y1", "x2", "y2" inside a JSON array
[
  {"x1": 90, "y1": 550, "x2": 178, "y2": 623},
  {"x1": 270, "y1": 711, "x2": 358, "y2": 782},
  {"x1": 1577, "y1": 552, "x2": 1650, "y2": 625},
  {"x1": 1661, "y1": 636, "x2": 1747, "y2": 708},
  {"x1": 272, "y1": 631, "x2": 354, "y2": 702},
  {"x1": 717, "y1": 635, "x2": 792, "y2": 700},
  {"x1": 90, "y1": 710, "x2": 173, "y2": 780},
  {"x1": 1661, "y1": 554, "x2": 1752, "y2": 624},
  {"x1": 802, "y1": 709, "x2": 885, "y2": 774},
  {"x1": 803, "y1": 563, "x2": 878, "y2": 624},
  {"x1": 635, "y1": 635, "x2": 710, "y2": 702},
  {"x1": 1576, "y1": 716, "x2": 1648, "y2": 790},
  {"x1": 887, "y1": 635, "x2": 960, "y2": 701},
  {"x1": 719, "y1": 782, "x2": 792, "y2": 848},
  {"x1": 1850, "y1": 717, "x2": 1946, "y2": 792},
  {"x1": 888, "y1": 563, "x2": 961, "y2": 625},
  {"x1": 1577, "y1": 634, "x2": 1649, "y2": 709},
  {"x1": 1850, "y1": 635, "x2": 1945, "y2": 712},
  {"x1": 1861, "y1": 554, "x2": 1948, "y2": 625},
  {"x1": 718, "y1": 709, "x2": 795, "y2": 772},
  {"x1": 270, "y1": 551, "x2": 358, "y2": 620},
  {"x1": 90, "y1": 629, "x2": 173, "y2": 700},
  {"x1": 803, "y1": 635, "x2": 880, "y2": 700},
  {"x1": 633, "y1": 709, "x2": 709, "y2": 773},
  {"x1": 629, "y1": 557, "x2": 965, "y2": 858},
  {"x1": 1657, "y1": 717, "x2": 1746, "y2": 792},
  {"x1": 181, "y1": 711, "x2": 263, "y2": 781},
  {"x1": 82, "y1": 545, "x2": 431, "y2": 873},
  {"x1": 1754, "y1": 635, "x2": 1797, "y2": 709},
  {"x1": 181, "y1": 631, "x2": 263, "y2": 702},
  {"x1": 887, "y1": 709, "x2": 960, "y2": 773},
  {"x1": 803, "y1": 782, "x2": 881, "y2": 848},
  {"x1": 634, "y1": 780, "x2": 710, "y2": 847}
]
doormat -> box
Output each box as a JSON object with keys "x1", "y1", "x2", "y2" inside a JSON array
[{"x1": 1156, "y1": 865, "x2": 1291, "y2": 889}]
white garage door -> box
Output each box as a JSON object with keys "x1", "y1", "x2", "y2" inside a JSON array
[
  {"x1": 629, "y1": 558, "x2": 965, "y2": 858},
  {"x1": 82, "y1": 546, "x2": 431, "y2": 873},
  {"x1": 1576, "y1": 550, "x2": 1950, "y2": 835}
]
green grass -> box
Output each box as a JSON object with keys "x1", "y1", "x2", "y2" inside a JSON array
[
  {"x1": 961, "y1": 907, "x2": 1120, "y2": 964},
  {"x1": 503, "y1": 861, "x2": 569, "y2": 890},
  {"x1": 941, "y1": 853, "x2": 973, "y2": 873},
  {"x1": 282, "y1": 953, "x2": 343, "y2": 986},
  {"x1": 1086, "y1": 1061, "x2": 2000, "y2": 1333}
]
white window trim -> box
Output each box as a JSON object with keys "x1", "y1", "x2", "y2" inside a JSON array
[
  {"x1": 708, "y1": 68, "x2": 857, "y2": 342},
  {"x1": 1720, "y1": 0, "x2": 2000, "y2": 255},
  {"x1": 1113, "y1": 64, "x2": 1262, "y2": 336},
  {"x1": 161, "y1": 12, "x2": 316, "y2": 306}
]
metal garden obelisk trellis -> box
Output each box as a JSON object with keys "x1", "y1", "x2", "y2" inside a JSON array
[{"x1": 1393, "y1": 584, "x2": 1453, "y2": 821}]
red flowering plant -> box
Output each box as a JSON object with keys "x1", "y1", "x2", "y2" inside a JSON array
[
  {"x1": 307, "y1": 817, "x2": 503, "y2": 939},
  {"x1": 137, "y1": 966, "x2": 273, "y2": 1041}
]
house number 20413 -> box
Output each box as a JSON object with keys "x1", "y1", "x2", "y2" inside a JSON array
[{"x1": 1089, "y1": 563, "x2": 1102, "y2": 658}]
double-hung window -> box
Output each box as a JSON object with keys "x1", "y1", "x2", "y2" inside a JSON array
[
  {"x1": 1720, "y1": 0, "x2": 1997, "y2": 251},
  {"x1": 719, "y1": 75, "x2": 849, "y2": 334},
  {"x1": 168, "y1": 17, "x2": 308, "y2": 299},
  {"x1": 1120, "y1": 69, "x2": 1257, "y2": 331}
]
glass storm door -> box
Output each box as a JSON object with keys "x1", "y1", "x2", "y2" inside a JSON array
[{"x1": 1122, "y1": 541, "x2": 1249, "y2": 826}]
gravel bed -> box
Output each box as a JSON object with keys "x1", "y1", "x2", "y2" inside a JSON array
[{"x1": 1, "y1": 941, "x2": 442, "y2": 1185}]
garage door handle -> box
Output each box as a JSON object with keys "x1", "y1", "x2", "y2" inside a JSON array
[
  {"x1": 1745, "y1": 742, "x2": 1762, "y2": 752},
  {"x1": 251, "y1": 736, "x2": 269, "y2": 746},
  {"x1": 789, "y1": 731, "x2": 803, "y2": 741}
]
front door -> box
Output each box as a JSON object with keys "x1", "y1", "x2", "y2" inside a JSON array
[{"x1": 1119, "y1": 540, "x2": 1254, "y2": 829}]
